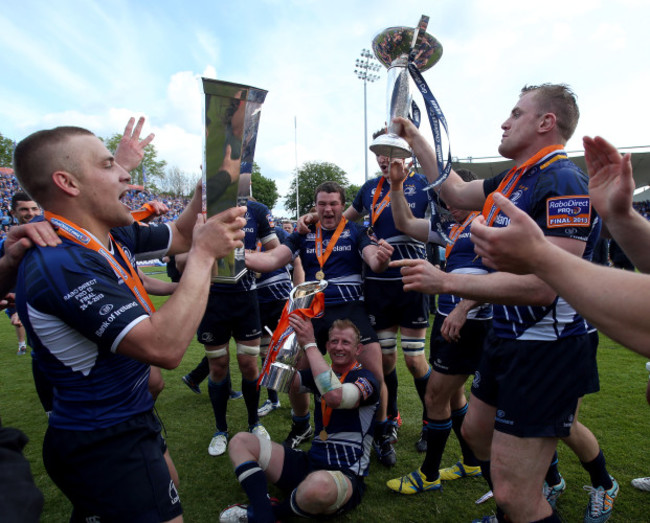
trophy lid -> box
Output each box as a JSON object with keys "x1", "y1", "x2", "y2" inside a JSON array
[{"x1": 372, "y1": 26, "x2": 442, "y2": 71}]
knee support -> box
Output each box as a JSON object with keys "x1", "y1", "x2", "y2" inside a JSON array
[
  {"x1": 257, "y1": 433, "x2": 272, "y2": 471},
  {"x1": 401, "y1": 337, "x2": 426, "y2": 357},
  {"x1": 377, "y1": 330, "x2": 397, "y2": 355},
  {"x1": 237, "y1": 343, "x2": 260, "y2": 356},
  {"x1": 205, "y1": 347, "x2": 228, "y2": 359},
  {"x1": 325, "y1": 470, "x2": 349, "y2": 512}
]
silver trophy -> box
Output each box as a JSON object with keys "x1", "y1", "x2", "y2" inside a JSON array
[
  {"x1": 260, "y1": 280, "x2": 328, "y2": 393},
  {"x1": 369, "y1": 16, "x2": 442, "y2": 159},
  {"x1": 202, "y1": 78, "x2": 268, "y2": 283}
]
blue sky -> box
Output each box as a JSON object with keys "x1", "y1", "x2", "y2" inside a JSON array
[{"x1": 1, "y1": 0, "x2": 649, "y2": 215}]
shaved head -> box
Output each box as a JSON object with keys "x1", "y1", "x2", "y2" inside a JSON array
[{"x1": 13, "y1": 126, "x2": 94, "y2": 206}]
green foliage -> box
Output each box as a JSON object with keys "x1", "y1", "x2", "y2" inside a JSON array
[
  {"x1": 0, "y1": 132, "x2": 14, "y2": 168},
  {"x1": 284, "y1": 161, "x2": 349, "y2": 216},
  {"x1": 4, "y1": 286, "x2": 648, "y2": 522},
  {"x1": 251, "y1": 163, "x2": 278, "y2": 210},
  {"x1": 345, "y1": 183, "x2": 361, "y2": 208},
  {"x1": 102, "y1": 134, "x2": 167, "y2": 191}
]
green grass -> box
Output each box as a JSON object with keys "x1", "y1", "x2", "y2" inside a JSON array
[{"x1": 2, "y1": 271, "x2": 649, "y2": 521}]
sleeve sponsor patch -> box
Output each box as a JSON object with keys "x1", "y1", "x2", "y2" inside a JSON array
[
  {"x1": 354, "y1": 376, "x2": 374, "y2": 400},
  {"x1": 546, "y1": 195, "x2": 591, "y2": 228}
]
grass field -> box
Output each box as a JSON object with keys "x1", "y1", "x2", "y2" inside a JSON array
[{"x1": 1, "y1": 268, "x2": 649, "y2": 522}]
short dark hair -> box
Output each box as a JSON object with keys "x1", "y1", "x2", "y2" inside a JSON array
[
  {"x1": 329, "y1": 319, "x2": 361, "y2": 345},
  {"x1": 521, "y1": 84, "x2": 579, "y2": 141},
  {"x1": 13, "y1": 126, "x2": 94, "y2": 205},
  {"x1": 11, "y1": 191, "x2": 34, "y2": 211},
  {"x1": 372, "y1": 128, "x2": 387, "y2": 140},
  {"x1": 314, "y1": 181, "x2": 345, "y2": 207}
]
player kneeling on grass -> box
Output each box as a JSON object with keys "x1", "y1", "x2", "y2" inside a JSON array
[{"x1": 220, "y1": 315, "x2": 379, "y2": 523}]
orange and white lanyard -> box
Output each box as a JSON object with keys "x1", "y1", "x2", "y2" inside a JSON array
[{"x1": 44, "y1": 211, "x2": 155, "y2": 315}]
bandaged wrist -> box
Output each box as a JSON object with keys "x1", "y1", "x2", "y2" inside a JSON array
[
  {"x1": 302, "y1": 342, "x2": 318, "y2": 352},
  {"x1": 315, "y1": 369, "x2": 342, "y2": 395}
]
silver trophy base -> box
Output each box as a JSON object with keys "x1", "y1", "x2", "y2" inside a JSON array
[
  {"x1": 369, "y1": 133, "x2": 411, "y2": 159},
  {"x1": 260, "y1": 362, "x2": 297, "y2": 393}
]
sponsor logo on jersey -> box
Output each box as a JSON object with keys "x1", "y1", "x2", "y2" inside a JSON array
[
  {"x1": 99, "y1": 304, "x2": 114, "y2": 316},
  {"x1": 547, "y1": 196, "x2": 591, "y2": 228},
  {"x1": 404, "y1": 185, "x2": 417, "y2": 196}
]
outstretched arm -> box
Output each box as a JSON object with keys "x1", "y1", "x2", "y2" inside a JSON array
[
  {"x1": 388, "y1": 160, "x2": 429, "y2": 242},
  {"x1": 470, "y1": 192, "x2": 650, "y2": 357},
  {"x1": 246, "y1": 244, "x2": 293, "y2": 273},
  {"x1": 584, "y1": 135, "x2": 650, "y2": 272},
  {"x1": 393, "y1": 117, "x2": 486, "y2": 211}
]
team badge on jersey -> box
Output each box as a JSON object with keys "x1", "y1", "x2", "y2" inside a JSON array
[{"x1": 546, "y1": 195, "x2": 591, "y2": 228}]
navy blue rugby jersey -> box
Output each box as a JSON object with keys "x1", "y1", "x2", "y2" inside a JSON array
[
  {"x1": 283, "y1": 220, "x2": 373, "y2": 305},
  {"x1": 429, "y1": 219, "x2": 492, "y2": 320},
  {"x1": 482, "y1": 150, "x2": 597, "y2": 340},
  {"x1": 16, "y1": 222, "x2": 171, "y2": 430},
  {"x1": 352, "y1": 173, "x2": 429, "y2": 280},
  {"x1": 256, "y1": 225, "x2": 292, "y2": 304},
  {"x1": 210, "y1": 200, "x2": 277, "y2": 294},
  {"x1": 298, "y1": 364, "x2": 379, "y2": 477}
]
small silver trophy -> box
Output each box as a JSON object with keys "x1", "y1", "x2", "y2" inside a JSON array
[
  {"x1": 202, "y1": 78, "x2": 268, "y2": 283},
  {"x1": 260, "y1": 280, "x2": 328, "y2": 393},
  {"x1": 369, "y1": 16, "x2": 443, "y2": 159}
]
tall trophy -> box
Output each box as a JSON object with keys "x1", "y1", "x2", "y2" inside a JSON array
[
  {"x1": 202, "y1": 78, "x2": 268, "y2": 283},
  {"x1": 369, "y1": 15, "x2": 443, "y2": 159},
  {"x1": 259, "y1": 280, "x2": 327, "y2": 393}
]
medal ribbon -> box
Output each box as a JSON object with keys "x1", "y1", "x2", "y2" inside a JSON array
[
  {"x1": 481, "y1": 145, "x2": 567, "y2": 226},
  {"x1": 256, "y1": 292, "x2": 326, "y2": 389},
  {"x1": 370, "y1": 176, "x2": 391, "y2": 227},
  {"x1": 315, "y1": 217, "x2": 348, "y2": 274},
  {"x1": 44, "y1": 211, "x2": 155, "y2": 315},
  {"x1": 130, "y1": 202, "x2": 156, "y2": 223},
  {"x1": 320, "y1": 362, "x2": 357, "y2": 434},
  {"x1": 444, "y1": 211, "x2": 480, "y2": 259}
]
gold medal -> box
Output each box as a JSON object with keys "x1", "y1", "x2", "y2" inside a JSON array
[
  {"x1": 315, "y1": 270, "x2": 325, "y2": 281},
  {"x1": 319, "y1": 429, "x2": 328, "y2": 441},
  {"x1": 254, "y1": 272, "x2": 262, "y2": 279}
]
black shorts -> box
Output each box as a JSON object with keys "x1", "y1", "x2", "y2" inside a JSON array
[
  {"x1": 198, "y1": 290, "x2": 262, "y2": 346},
  {"x1": 259, "y1": 300, "x2": 286, "y2": 335},
  {"x1": 364, "y1": 279, "x2": 429, "y2": 331},
  {"x1": 312, "y1": 301, "x2": 378, "y2": 353},
  {"x1": 580, "y1": 331, "x2": 600, "y2": 396},
  {"x1": 43, "y1": 412, "x2": 182, "y2": 522},
  {"x1": 471, "y1": 333, "x2": 591, "y2": 438},
  {"x1": 276, "y1": 447, "x2": 366, "y2": 517},
  {"x1": 429, "y1": 312, "x2": 490, "y2": 375}
]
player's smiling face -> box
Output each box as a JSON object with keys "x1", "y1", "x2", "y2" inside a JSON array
[
  {"x1": 316, "y1": 191, "x2": 343, "y2": 230},
  {"x1": 326, "y1": 327, "x2": 360, "y2": 369}
]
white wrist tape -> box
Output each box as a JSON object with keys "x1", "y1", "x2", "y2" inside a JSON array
[{"x1": 315, "y1": 369, "x2": 342, "y2": 395}]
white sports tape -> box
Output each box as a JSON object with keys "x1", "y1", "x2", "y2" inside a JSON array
[
  {"x1": 339, "y1": 383, "x2": 360, "y2": 408},
  {"x1": 377, "y1": 330, "x2": 397, "y2": 355},
  {"x1": 257, "y1": 434, "x2": 272, "y2": 471},
  {"x1": 325, "y1": 470, "x2": 349, "y2": 512},
  {"x1": 237, "y1": 343, "x2": 260, "y2": 356},
  {"x1": 205, "y1": 347, "x2": 228, "y2": 359},
  {"x1": 401, "y1": 338, "x2": 426, "y2": 356},
  {"x1": 315, "y1": 369, "x2": 342, "y2": 396}
]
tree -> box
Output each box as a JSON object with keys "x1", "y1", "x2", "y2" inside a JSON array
[
  {"x1": 102, "y1": 133, "x2": 167, "y2": 192},
  {"x1": 161, "y1": 166, "x2": 193, "y2": 197},
  {"x1": 251, "y1": 163, "x2": 278, "y2": 210},
  {"x1": 0, "y1": 133, "x2": 14, "y2": 168},
  {"x1": 345, "y1": 183, "x2": 361, "y2": 208},
  {"x1": 284, "y1": 161, "x2": 349, "y2": 217}
]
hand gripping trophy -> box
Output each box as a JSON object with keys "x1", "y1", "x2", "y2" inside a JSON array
[{"x1": 369, "y1": 15, "x2": 450, "y2": 189}]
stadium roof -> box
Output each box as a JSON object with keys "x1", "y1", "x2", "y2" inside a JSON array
[{"x1": 453, "y1": 148, "x2": 650, "y2": 195}]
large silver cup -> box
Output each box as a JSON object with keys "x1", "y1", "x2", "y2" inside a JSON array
[
  {"x1": 202, "y1": 78, "x2": 268, "y2": 283},
  {"x1": 260, "y1": 280, "x2": 328, "y2": 393},
  {"x1": 369, "y1": 16, "x2": 442, "y2": 159}
]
